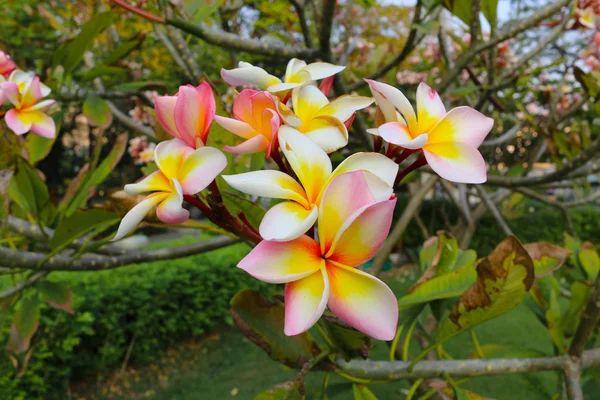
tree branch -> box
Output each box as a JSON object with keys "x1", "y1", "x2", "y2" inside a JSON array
[
  {"x1": 475, "y1": 185, "x2": 513, "y2": 236},
  {"x1": 0, "y1": 235, "x2": 238, "y2": 271},
  {"x1": 167, "y1": 18, "x2": 318, "y2": 59},
  {"x1": 290, "y1": 0, "x2": 315, "y2": 48},
  {"x1": 107, "y1": 100, "x2": 156, "y2": 138},
  {"x1": 513, "y1": 187, "x2": 576, "y2": 235},
  {"x1": 480, "y1": 122, "x2": 522, "y2": 147},
  {"x1": 334, "y1": 348, "x2": 600, "y2": 380},
  {"x1": 153, "y1": 24, "x2": 197, "y2": 82},
  {"x1": 348, "y1": 0, "x2": 424, "y2": 91},
  {"x1": 437, "y1": 0, "x2": 570, "y2": 94},
  {"x1": 318, "y1": 0, "x2": 337, "y2": 60},
  {"x1": 0, "y1": 272, "x2": 48, "y2": 300}
]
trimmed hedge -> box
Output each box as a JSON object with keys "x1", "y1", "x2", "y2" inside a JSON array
[{"x1": 0, "y1": 240, "x2": 269, "y2": 400}]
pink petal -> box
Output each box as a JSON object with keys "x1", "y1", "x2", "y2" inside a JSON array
[
  {"x1": 155, "y1": 95, "x2": 180, "y2": 140},
  {"x1": 259, "y1": 202, "x2": 318, "y2": 241},
  {"x1": 214, "y1": 115, "x2": 258, "y2": 140},
  {"x1": 327, "y1": 262, "x2": 398, "y2": 340},
  {"x1": 5, "y1": 109, "x2": 31, "y2": 135},
  {"x1": 28, "y1": 111, "x2": 56, "y2": 139},
  {"x1": 177, "y1": 146, "x2": 228, "y2": 195},
  {"x1": 111, "y1": 193, "x2": 168, "y2": 241},
  {"x1": 2, "y1": 81, "x2": 20, "y2": 107},
  {"x1": 326, "y1": 198, "x2": 397, "y2": 267},
  {"x1": 318, "y1": 171, "x2": 376, "y2": 255},
  {"x1": 423, "y1": 142, "x2": 487, "y2": 184},
  {"x1": 232, "y1": 89, "x2": 259, "y2": 123},
  {"x1": 238, "y1": 235, "x2": 323, "y2": 284},
  {"x1": 156, "y1": 179, "x2": 189, "y2": 224},
  {"x1": 416, "y1": 82, "x2": 446, "y2": 133},
  {"x1": 378, "y1": 122, "x2": 428, "y2": 149},
  {"x1": 330, "y1": 152, "x2": 398, "y2": 188},
  {"x1": 428, "y1": 106, "x2": 494, "y2": 148},
  {"x1": 174, "y1": 83, "x2": 215, "y2": 147},
  {"x1": 21, "y1": 76, "x2": 44, "y2": 108},
  {"x1": 223, "y1": 135, "x2": 270, "y2": 155},
  {"x1": 284, "y1": 266, "x2": 329, "y2": 336}
]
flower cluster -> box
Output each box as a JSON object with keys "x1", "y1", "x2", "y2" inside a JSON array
[
  {"x1": 23, "y1": 55, "x2": 489, "y2": 340},
  {"x1": 128, "y1": 136, "x2": 156, "y2": 165},
  {"x1": 0, "y1": 51, "x2": 57, "y2": 138}
]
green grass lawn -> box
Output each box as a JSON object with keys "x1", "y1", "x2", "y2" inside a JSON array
[{"x1": 91, "y1": 302, "x2": 558, "y2": 400}]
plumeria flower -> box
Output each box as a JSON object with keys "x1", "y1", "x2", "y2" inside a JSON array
[
  {"x1": 238, "y1": 170, "x2": 399, "y2": 340},
  {"x1": 366, "y1": 80, "x2": 493, "y2": 184},
  {"x1": 276, "y1": 85, "x2": 373, "y2": 153},
  {"x1": 112, "y1": 139, "x2": 227, "y2": 241},
  {"x1": 578, "y1": 7, "x2": 596, "y2": 29},
  {"x1": 1, "y1": 70, "x2": 56, "y2": 138},
  {"x1": 155, "y1": 82, "x2": 215, "y2": 149},
  {"x1": 221, "y1": 59, "x2": 345, "y2": 94},
  {"x1": 214, "y1": 89, "x2": 281, "y2": 157},
  {"x1": 223, "y1": 126, "x2": 397, "y2": 241},
  {"x1": 0, "y1": 51, "x2": 16, "y2": 76}
]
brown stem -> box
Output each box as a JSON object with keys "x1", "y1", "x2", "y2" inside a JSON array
[
  {"x1": 110, "y1": 0, "x2": 166, "y2": 23},
  {"x1": 394, "y1": 149, "x2": 416, "y2": 164},
  {"x1": 395, "y1": 155, "x2": 427, "y2": 185}
]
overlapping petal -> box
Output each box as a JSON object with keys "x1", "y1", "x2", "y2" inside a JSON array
[
  {"x1": 154, "y1": 139, "x2": 194, "y2": 180},
  {"x1": 365, "y1": 79, "x2": 417, "y2": 131},
  {"x1": 378, "y1": 122, "x2": 429, "y2": 149},
  {"x1": 174, "y1": 83, "x2": 216, "y2": 146},
  {"x1": 260, "y1": 202, "x2": 318, "y2": 242},
  {"x1": 124, "y1": 170, "x2": 171, "y2": 195},
  {"x1": 177, "y1": 146, "x2": 228, "y2": 194},
  {"x1": 284, "y1": 266, "x2": 329, "y2": 336},
  {"x1": 0, "y1": 51, "x2": 16, "y2": 76},
  {"x1": 155, "y1": 82, "x2": 215, "y2": 148},
  {"x1": 325, "y1": 198, "x2": 397, "y2": 267},
  {"x1": 326, "y1": 262, "x2": 398, "y2": 340},
  {"x1": 318, "y1": 171, "x2": 375, "y2": 255},
  {"x1": 112, "y1": 192, "x2": 168, "y2": 241},
  {"x1": 222, "y1": 170, "x2": 309, "y2": 207},
  {"x1": 278, "y1": 126, "x2": 332, "y2": 204},
  {"x1": 238, "y1": 235, "x2": 323, "y2": 283},
  {"x1": 156, "y1": 179, "x2": 189, "y2": 224}
]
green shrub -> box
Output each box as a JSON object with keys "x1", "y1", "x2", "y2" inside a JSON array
[{"x1": 0, "y1": 240, "x2": 268, "y2": 400}]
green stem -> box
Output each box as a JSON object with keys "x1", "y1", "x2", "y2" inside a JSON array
[
  {"x1": 407, "y1": 378, "x2": 424, "y2": 400},
  {"x1": 471, "y1": 330, "x2": 485, "y2": 359},
  {"x1": 403, "y1": 318, "x2": 419, "y2": 361},
  {"x1": 389, "y1": 324, "x2": 405, "y2": 361}
]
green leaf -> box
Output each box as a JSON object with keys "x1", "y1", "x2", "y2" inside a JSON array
[
  {"x1": 80, "y1": 65, "x2": 129, "y2": 82},
  {"x1": 398, "y1": 262, "x2": 477, "y2": 307},
  {"x1": 546, "y1": 290, "x2": 565, "y2": 352},
  {"x1": 230, "y1": 290, "x2": 316, "y2": 368},
  {"x1": 414, "y1": 21, "x2": 439, "y2": 34},
  {"x1": 564, "y1": 233, "x2": 582, "y2": 270},
  {"x1": 50, "y1": 209, "x2": 120, "y2": 252},
  {"x1": 254, "y1": 379, "x2": 304, "y2": 400},
  {"x1": 7, "y1": 159, "x2": 50, "y2": 218},
  {"x1": 53, "y1": 11, "x2": 114, "y2": 73},
  {"x1": 26, "y1": 134, "x2": 56, "y2": 166},
  {"x1": 110, "y1": 81, "x2": 167, "y2": 92},
  {"x1": 323, "y1": 319, "x2": 370, "y2": 356},
  {"x1": 563, "y1": 281, "x2": 592, "y2": 337},
  {"x1": 38, "y1": 281, "x2": 74, "y2": 314},
  {"x1": 470, "y1": 344, "x2": 547, "y2": 359},
  {"x1": 579, "y1": 242, "x2": 600, "y2": 282},
  {"x1": 7, "y1": 295, "x2": 40, "y2": 354},
  {"x1": 83, "y1": 94, "x2": 112, "y2": 126},
  {"x1": 103, "y1": 36, "x2": 145, "y2": 65},
  {"x1": 184, "y1": 0, "x2": 224, "y2": 23},
  {"x1": 62, "y1": 133, "x2": 128, "y2": 217},
  {"x1": 222, "y1": 192, "x2": 267, "y2": 229},
  {"x1": 574, "y1": 66, "x2": 600, "y2": 98},
  {"x1": 434, "y1": 236, "x2": 534, "y2": 345},
  {"x1": 352, "y1": 384, "x2": 378, "y2": 400},
  {"x1": 524, "y1": 242, "x2": 571, "y2": 278},
  {"x1": 443, "y1": 0, "x2": 497, "y2": 26},
  {"x1": 481, "y1": 0, "x2": 498, "y2": 24}
]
